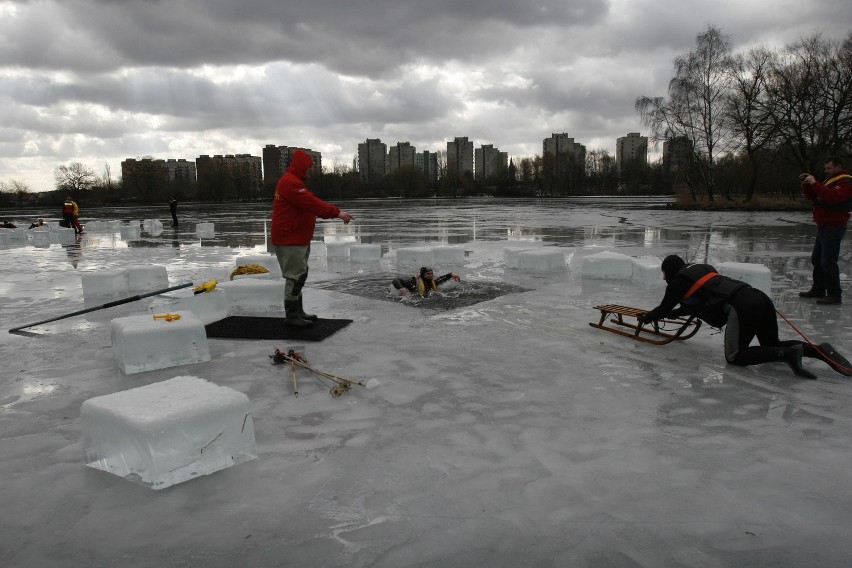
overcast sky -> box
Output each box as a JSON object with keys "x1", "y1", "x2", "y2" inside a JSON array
[{"x1": 1, "y1": 0, "x2": 850, "y2": 192}]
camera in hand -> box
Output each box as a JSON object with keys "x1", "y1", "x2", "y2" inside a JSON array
[{"x1": 799, "y1": 173, "x2": 809, "y2": 181}]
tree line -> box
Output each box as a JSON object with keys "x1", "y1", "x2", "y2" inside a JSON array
[{"x1": 636, "y1": 25, "x2": 852, "y2": 203}]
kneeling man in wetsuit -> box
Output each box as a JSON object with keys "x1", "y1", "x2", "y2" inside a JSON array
[{"x1": 638, "y1": 255, "x2": 851, "y2": 379}]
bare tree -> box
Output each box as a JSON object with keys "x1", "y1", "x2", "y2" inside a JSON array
[
  {"x1": 54, "y1": 162, "x2": 97, "y2": 193},
  {"x1": 725, "y1": 47, "x2": 777, "y2": 200},
  {"x1": 637, "y1": 25, "x2": 734, "y2": 201},
  {"x1": 765, "y1": 32, "x2": 852, "y2": 172}
]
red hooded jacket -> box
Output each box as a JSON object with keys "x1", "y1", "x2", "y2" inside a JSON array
[
  {"x1": 801, "y1": 169, "x2": 852, "y2": 227},
  {"x1": 271, "y1": 150, "x2": 341, "y2": 246}
]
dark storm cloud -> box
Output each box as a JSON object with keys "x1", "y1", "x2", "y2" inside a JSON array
[{"x1": 1, "y1": 0, "x2": 609, "y2": 76}]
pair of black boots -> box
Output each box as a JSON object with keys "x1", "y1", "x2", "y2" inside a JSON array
[
  {"x1": 745, "y1": 342, "x2": 852, "y2": 379},
  {"x1": 284, "y1": 297, "x2": 317, "y2": 328}
]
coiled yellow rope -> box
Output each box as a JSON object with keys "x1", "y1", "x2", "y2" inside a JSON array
[{"x1": 229, "y1": 264, "x2": 270, "y2": 280}]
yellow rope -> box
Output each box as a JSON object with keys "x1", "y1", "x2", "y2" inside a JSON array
[{"x1": 229, "y1": 264, "x2": 270, "y2": 280}]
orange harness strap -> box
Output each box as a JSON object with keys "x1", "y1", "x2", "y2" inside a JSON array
[{"x1": 683, "y1": 272, "x2": 718, "y2": 300}]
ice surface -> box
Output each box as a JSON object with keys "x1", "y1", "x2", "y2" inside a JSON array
[
  {"x1": 396, "y1": 246, "x2": 434, "y2": 269},
  {"x1": 126, "y1": 265, "x2": 169, "y2": 293},
  {"x1": 234, "y1": 254, "x2": 282, "y2": 278},
  {"x1": 196, "y1": 222, "x2": 215, "y2": 237},
  {"x1": 515, "y1": 248, "x2": 566, "y2": 272},
  {"x1": 717, "y1": 261, "x2": 772, "y2": 295},
  {"x1": 119, "y1": 222, "x2": 141, "y2": 240},
  {"x1": 349, "y1": 244, "x2": 381, "y2": 261},
  {"x1": 216, "y1": 279, "x2": 286, "y2": 315},
  {"x1": 80, "y1": 375, "x2": 257, "y2": 490},
  {"x1": 0, "y1": 231, "x2": 8, "y2": 246},
  {"x1": 4, "y1": 201, "x2": 852, "y2": 567},
  {"x1": 149, "y1": 288, "x2": 229, "y2": 325},
  {"x1": 110, "y1": 311, "x2": 211, "y2": 374},
  {"x1": 81, "y1": 269, "x2": 130, "y2": 300}
]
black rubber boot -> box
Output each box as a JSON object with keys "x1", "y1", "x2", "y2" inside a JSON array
[
  {"x1": 817, "y1": 343, "x2": 852, "y2": 376},
  {"x1": 780, "y1": 346, "x2": 817, "y2": 379},
  {"x1": 295, "y1": 296, "x2": 318, "y2": 322},
  {"x1": 284, "y1": 300, "x2": 313, "y2": 328}
]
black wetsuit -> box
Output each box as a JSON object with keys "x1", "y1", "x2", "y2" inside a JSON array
[
  {"x1": 392, "y1": 273, "x2": 455, "y2": 297},
  {"x1": 643, "y1": 263, "x2": 804, "y2": 366}
]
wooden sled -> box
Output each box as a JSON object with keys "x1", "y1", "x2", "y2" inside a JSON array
[{"x1": 590, "y1": 304, "x2": 701, "y2": 345}]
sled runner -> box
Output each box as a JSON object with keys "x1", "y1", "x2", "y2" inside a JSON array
[{"x1": 589, "y1": 304, "x2": 701, "y2": 345}]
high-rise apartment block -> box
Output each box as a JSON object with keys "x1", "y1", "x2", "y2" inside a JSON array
[
  {"x1": 358, "y1": 138, "x2": 388, "y2": 183},
  {"x1": 416, "y1": 151, "x2": 440, "y2": 185},
  {"x1": 262, "y1": 145, "x2": 322, "y2": 184},
  {"x1": 475, "y1": 144, "x2": 508, "y2": 181},
  {"x1": 388, "y1": 142, "x2": 416, "y2": 173},
  {"x1": 543, "y1": 133, "x2": 586, "y2": 161},
  {"x1": 615, "y1": 133, "x2": 648, "y2": 175},
  {"x1": 446, "y1": 137, "x2": 474, "y2": 176}
]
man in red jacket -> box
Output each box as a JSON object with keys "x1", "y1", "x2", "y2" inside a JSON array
[
  {"x1": 271, "y1": 149, "x2": 353, "y2": 327},
  {"x1": 799, "y1": 156, "x2": 852, "y2": 305}
]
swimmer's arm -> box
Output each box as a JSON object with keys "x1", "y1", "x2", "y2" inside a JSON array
[{"x1": 434, "y1": 273, "x2": 460, "y2": 286}]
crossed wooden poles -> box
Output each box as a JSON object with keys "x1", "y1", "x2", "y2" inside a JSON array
[{"x1": 271, "y1": 348, "x2": 364, "y2": 398}]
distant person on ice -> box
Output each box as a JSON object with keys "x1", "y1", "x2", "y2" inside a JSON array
[
  {"x1": 270, "y1": 149, "x2": 353, "y2": 328},
  {"x1": 168, "y1": 196, "x2": 179, "y2": 227},
  {"x1": 62, "y1": 196, "x2": 84, "y2": 234},
  {"x1": 392, "y1": 267, "x2": 460, "y2": 297},
  {"x1": 637, "y1": 254, "x2": 852, "y2": 380}
]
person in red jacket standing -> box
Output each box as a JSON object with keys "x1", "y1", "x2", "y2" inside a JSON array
[
  {"x1": 799, "y1": 156, "x2": 852, "y2": 305},
  {"x1": 271, "y1": 149, "x2": 353, "y2": 327}
]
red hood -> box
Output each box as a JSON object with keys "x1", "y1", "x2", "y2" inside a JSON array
[{"x1": 287, "y1": 149, "x2": 313, "y2": 181}]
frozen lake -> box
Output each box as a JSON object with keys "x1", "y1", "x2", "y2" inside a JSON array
[{"x1": 2, "y1": 198, "x2": 852, "y2": 567}]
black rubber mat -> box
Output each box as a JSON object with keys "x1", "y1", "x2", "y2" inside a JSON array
[{"x1": 205, "y1": 316, "x2": 353, "y2": 341}]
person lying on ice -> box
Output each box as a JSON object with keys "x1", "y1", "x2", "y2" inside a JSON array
[
  {"x1": 392, "y1": 266, "x2": 460, "y2": 297},
  {"x1": 637, "y1": 254, "x2": 852, "y2": 380}
]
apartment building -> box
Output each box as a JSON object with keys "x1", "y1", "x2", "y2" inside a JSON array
[
  {"x1": 446, "y1": 137, "x2": 474, "y2": 177},
  {"x1": 357, "y1": 138, "x2": 388, "y2": 183},
  {"x1": 474, "y1": 144, "x2": 508, "y2": 182},
  {"x1": 262, "y1": 144, "x2": 323, "y2": 184},
  {"x1": 615, "y1": 133, "x2": 648, "y2": 176}
]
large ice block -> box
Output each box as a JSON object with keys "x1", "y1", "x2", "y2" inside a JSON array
[
  {"x1": 217, "y1": 279, "x2": 286, "y2": 316},
  {"x1": 433, "y1": 246, "x2": 465, "y2": 266},
  {"x1": 233, "y1": 254, "x2": 282, "y2": 279},
  {"x1": 325, "y1": 242, "x2": 351, "y2": 259},
  {"x1": 142, "y1": 219, "x2": 164, "y2": 236},
  {"x1": 516, "y1": 248, "x2": 566, "y2": 272},
  {"x1": 503, "y1": 247, "x2": 536, "y2": 269},
  {"x1": 397, "y1": 246, "x2": 434, "y2": 269},
  {"x1": 54, "y1": 226, "x2": 77, "y2": 244},
  {"x1": 717, "y1": 261, "x2": 772, "y2": 295},
  {"x1": 111, "y1": 311, "x2": 211, "y2": 374},
  {"x1": 149, "y1": 289, "x2": 229, "y2": 325},
  {"x1": 350, "y1": 244, "x2": 381, "y2": 261},
  {"x1": 82, "y1": 270, "x2": 131, "y2": 300},
  {"x1": 631, "y1": 256, "x2": 664, "y2": 287},
  {"x1": 127, "y1": 265, "x2": 169, "y2": 293},
  {"x1": 582, "y1": 251, "x2": 634, "y2": 279},
  {"x1": 119, "y1": 223, "x2": 141, "y2": 240},
  {"x1": 31, "y1": 228, "x2": 51, "y2": 247},
  {"x1": 81, "y1": 376, "x2": 257, "y2": 490},
  {"x1": 308, "y1": 240, "x2": 326, "y2": 258}
]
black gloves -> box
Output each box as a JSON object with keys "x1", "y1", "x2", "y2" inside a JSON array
[{"x1": 637, "y1": 313, "x2": 653, "y2": 324}]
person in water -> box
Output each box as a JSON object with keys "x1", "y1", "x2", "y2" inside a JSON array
[
  {"x1": 638, "y1": 254, "x2": 852, "y2": 380},
  {"x1": 392, "y1": 267, "x2": 460, "y2": 297}
]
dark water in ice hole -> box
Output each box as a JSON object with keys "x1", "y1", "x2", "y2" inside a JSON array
[{"x1": 310, "y1": 274, "x2": 532, "y2": 311}]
